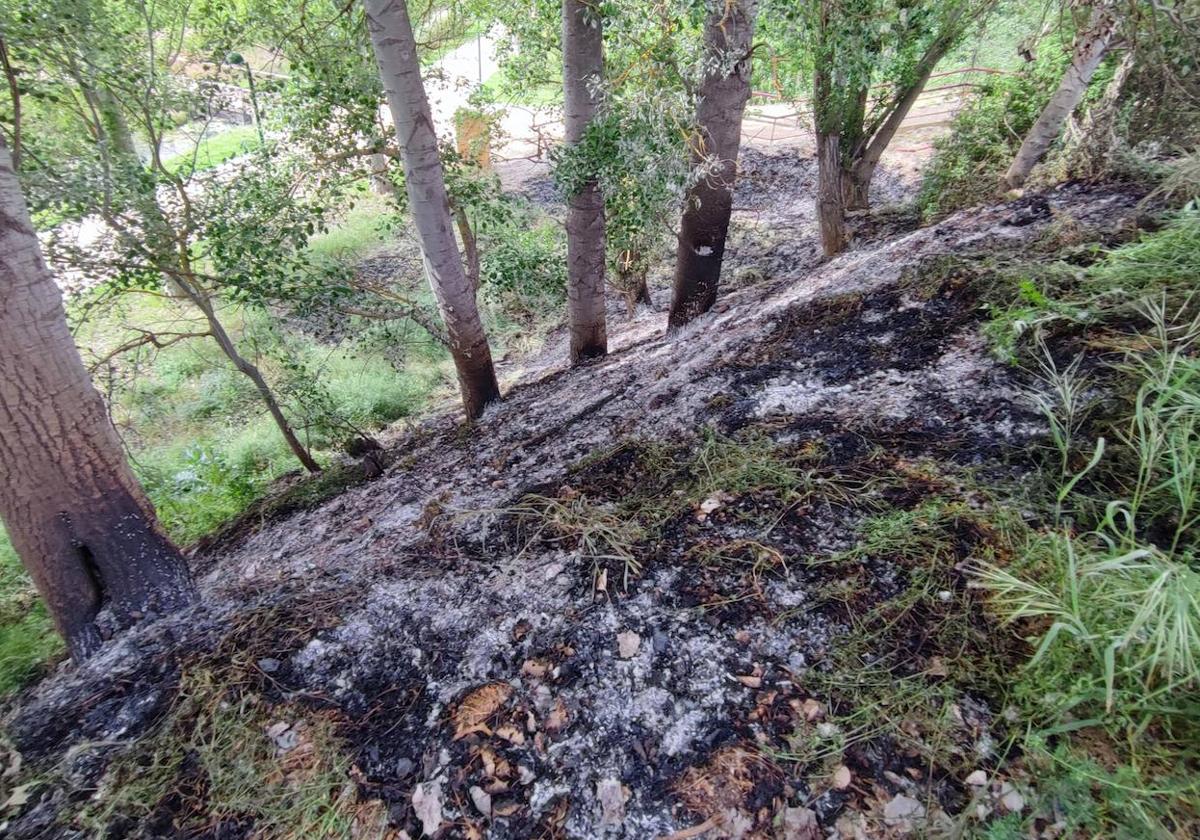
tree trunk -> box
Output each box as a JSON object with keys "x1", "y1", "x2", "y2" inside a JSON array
[
  {"x1": 363, "y1": 0, "x2": 501, "y2": 418},
  {"x1": 0, "y1": 139, "x2": 195, "y2": 661},
  {"x1": 815, "y1": 129, "x2": 848, "y2": 257},
  {"x1": 562, "y1": 0, "x2": 607, "y2": 361},
  {"x1": 1004, "y1": 3, "x2": 1118, "y2": 189},
  {"x1": 668, "y1": 0, "x2": 758, "y2": 330},
  {"x1": 811, "y1": 0, "x2": 849, "y2": 258}
]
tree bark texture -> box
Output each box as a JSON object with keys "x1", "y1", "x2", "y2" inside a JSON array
[
  {"x1": 1004, "y1": 3, "x2": 1118, "y2": 189},
  {"x1": 363, "y1": 0, "x2": 501, "y2": 418},
  {"x1": 811, "y1": 0, "x2": 848, "y2": 258},
  {"x1": 562, "y1": 0, "x2": 608, "y2": 361},
  {"x1": 0, "y1": 139, "x2": 194, "y2": 661},
  {"x1": 815, "y1": 129, "x2": 848, "y2": 257},
  {"x1": 668, "y1": 0, "x2": 758, "y2": 329}
]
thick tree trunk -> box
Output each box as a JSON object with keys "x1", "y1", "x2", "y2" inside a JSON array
[
  {"x1": 0, "y1": 139, "x2": 194, "y2": 661},
  {"x1": 363, "y1": 0, "x2": 501, "y2": 418},
  {"x1": 668, "y1": 0, "x2": 758, "y2": 330},
  {"x1": 815, "y1": 129, "x2": 848, "y2": 257},
  {"x1": 562, "y1": 0, "x2": 607, "y2": 361},
  {"x1": 1004, "y1": 3, "x2": 1118, "y2": 189}
]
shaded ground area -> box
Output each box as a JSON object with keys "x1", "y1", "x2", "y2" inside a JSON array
[{"x1": 1, "y1": 181, "x2": 1144, "y2": 838}]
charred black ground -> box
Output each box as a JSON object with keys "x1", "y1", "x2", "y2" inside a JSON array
[{"x1": 1, "y1": 171, "x2": 1150, "y2": 839}]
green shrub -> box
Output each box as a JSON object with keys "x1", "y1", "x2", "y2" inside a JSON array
[
  {"x1": 1085, "y1": 205, "x2": 1200, "y2": 305},
  {"x1": 479, "y1": 221, "x2": 567, "y2": 305},
  {"x1": 918, "y1": 51, "x2": 1069, "y2": 216},
  {"x1": 0, "y1": 531, "x2": 64, "y2": 695}
]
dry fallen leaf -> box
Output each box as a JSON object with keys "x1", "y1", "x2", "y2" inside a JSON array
[
  {"x1": 801, "y1": 698, "x2": 824, "y2": 722},
  {"x1": 480, "y1": 745, "x2": 514, "y2": 781},
  {"x1": 546, "y1": 697, "x2": 569, "y2": 732},
  {"x1": 493, "y1": 799, "x2": 522, "y2": 817},
  {"x1": 617, "y1": 631, "x2": 641, "y2": 659},
  {"x1": 696, "y1": 496, "x2": 724, "y2": 520},
  {"x1": 453, "y1": 682, "x2": 513, "y2": 740},
  {"x1": 2, "y1": 783, "x2": 33, "y2": 811},
  {"x1": 521, "y1": 659, "x2": 550, "y2": 679},
  {"x1": 495, "y1": 723, "x2": 526, "y2": 745},
  {"x1": 736, "y1": 674, "x2": 762, "y2": 689}
]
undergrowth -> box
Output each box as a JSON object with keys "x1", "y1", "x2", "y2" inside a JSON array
[
  {"x1": 969, "y1": 204, "x2": 1200, "y2": 836},
  {"x1": 78, "y1": 671, "x2": 370, "y2": 838}
]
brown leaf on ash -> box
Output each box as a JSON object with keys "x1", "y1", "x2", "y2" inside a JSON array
[
  {"x1": 545, "y1": 697, "x2": 569, "y2": 732},
  {"x1": 454, "y1": 682, "x2": 513, "y2": 740},
  {"x1": 496, "y1": 723, "x2": 526, "y2": 745},
  {"x1": 521, "y1": 659, "x2": 551, "y2": 679}
]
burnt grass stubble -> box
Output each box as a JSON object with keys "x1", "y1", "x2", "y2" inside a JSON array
[{"x1": 1, "y1": 175, "x2": 1148, "y2": 838}]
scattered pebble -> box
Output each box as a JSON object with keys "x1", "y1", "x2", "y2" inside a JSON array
[
  {"x1": 468, "y1": 785, "x2": 491, "y2": 817},
  {"x1": 883, "y1": 793, "x2": 926, "y2": 824},
  {"x1": 617, "y1": 631, "x2": 641, "y2": 659},
  {"x1": 597, "y1": 778, "x2": 629, "y2": 826}
]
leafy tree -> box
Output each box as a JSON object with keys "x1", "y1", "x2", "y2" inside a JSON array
[
  {"x1": 362, "y1": 0, "x2": 502, "y2": 418},
  {"x1": 0, "y1": 0, "x2": 336, "y2": 471},
  {"x1": 1005, "y1": 0, "x2": 1120, "y2": 187},
  {"x1": 774, "y1": 0, "x2": 996, "y2": 256}
]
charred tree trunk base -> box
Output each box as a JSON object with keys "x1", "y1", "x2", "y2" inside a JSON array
[
  {"x1": 669, "y1": 189, "x2": 732, "y2": 330},
  {"x1": 454, "y1": 345, "x2": 503, "y2": 419},
  {"x1": 18, "y1": 489, "x2": 196, "y2": 662}
]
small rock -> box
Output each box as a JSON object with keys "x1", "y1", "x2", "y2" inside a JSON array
[
  {"x1": 652, "y1": 630, "x2": 669, "y2": 654},
  {"x1": 832, "y1": 765, "x2": 852, "y2": 790},
  {"x1": 468, "y1": 785, "x2": 491, "y2": 817},
  {"x1": 256, "y1": 657, "x2": 281, "y2": 673},
  {"x1": 965, "y1": 770, "x2": 988, "y2": 787},
  {"x1": 781, "y1": 806, "x2": 821, "y2": 840},
  {"x1": 395, "y1": 757, "x2": 415, "y2": 778},
  {"x1": 802, "y1": 698, "x2": 824, "y2": 721},
  {"x1": 883, "y1": 793, "x2": 926, "y2": 824},
  {"x1": 596, "y1": 778, "x2": 628, "y2": 826},
  {"x1": 543, "y1": 562, "x2": 565, "y2": 581},
  {"x1": 617, "y1": 631, "x2": 641, "y2": 659},
  {"x1": 412, "y1": 780, "x2": 444, "y2": 837},
  {"x1": 997, "y1": 782, "x2": 1025, "y2": 813}
]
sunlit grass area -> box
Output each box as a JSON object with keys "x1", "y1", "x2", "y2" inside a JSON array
[{"x1": 162, "y1": 123, "x2": 264, "y2": 175}]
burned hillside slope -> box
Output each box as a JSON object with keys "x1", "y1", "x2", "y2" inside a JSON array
[{"x1": 3, "y1": 183, "x2": 1144, "y2": 839}]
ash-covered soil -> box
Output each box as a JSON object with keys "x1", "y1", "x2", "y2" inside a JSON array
[{"x1": 1, "y1": 173, "x2": 1144, "y2": 839}]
